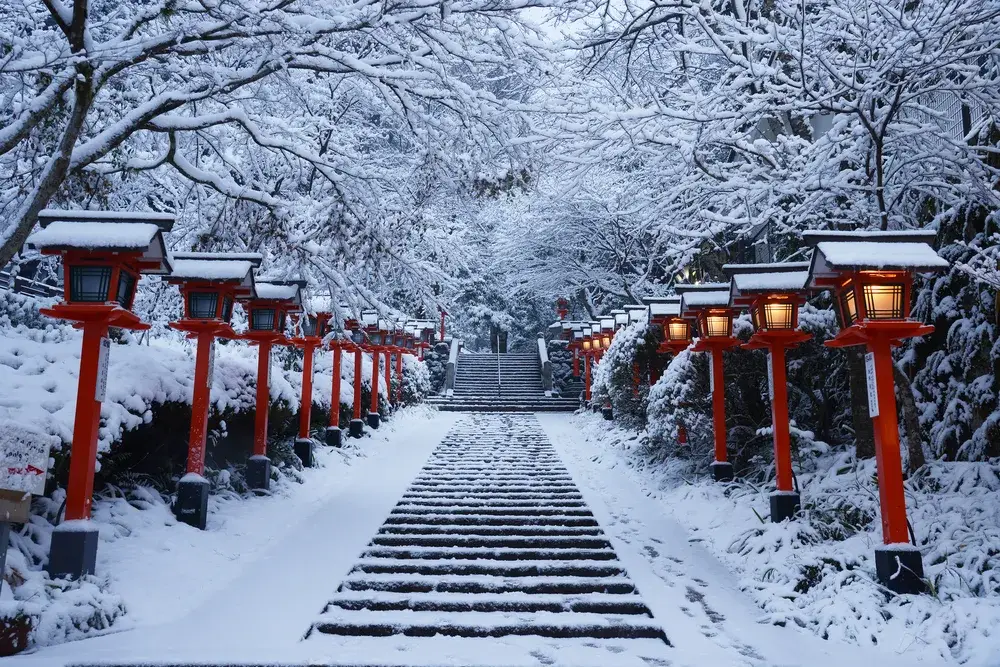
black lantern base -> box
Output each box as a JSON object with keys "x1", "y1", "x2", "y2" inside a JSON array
[
  {"x1": 325, "y1": 427, "x2": 343, "y2": 448},
  {"x1": 246, "y1": 455, "x2": 271, "y2": 491},
  {"x1": 294, "y1": 438, "x2": 315, "y2": 468},
  {"x1": 769, "y1": 491, "x2": 800, "y2": 523},
  {"x1": 875, "y1": 546, "x2": 926, "y2": 594},
  {"x1": 348, "y1": 419, "x2": 365, "y2": 438},
  {"x1": 48, "y1": 523, "x2": 99, "y2": 579},
  {"x1": 175, "y1": 475, "x2": 210, "y2": 530},
  {"x1": 591, "y1": 404, "x2": 600, "y2": 414},
  {"x1": 602, "y1": 406, "x2": 614, "y2": 421},
  {"x1": 711, "y1": 461, "x2": 734, "y2": 482},
  {"x1": 367, "y1": 412, "x2": 381, "y2": 429}
]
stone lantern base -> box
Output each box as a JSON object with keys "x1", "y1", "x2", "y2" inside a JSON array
[
  {"x1": 348, "y1": 419, "x2": 365, "y2": 438},
  {"x1": 711, "y1": 461, "x2": 734, "y2": 482},
  {"x1": 294, "y1": 438, "x2": 315, "y2": 468},
  {"x1": 875, "y1": 546, "x2": 926, "y2": 594},
  {"x1": 769, "y1": 491, "x2": 800, "y2": 523},
  {"x1": 175, "y1": 474, "x2": 210, "y2": 530},
  {"x1": 48, "y1": 523, "x2": 99, "y2": 579},
  {"x1": 246, "y1": 455, "x2": 272, "y2": 491},
  {"x1": 325, "y1": 427, "x2": 343, "y2": 448},
  {"x1": 367, "y1": 413, "x2": 381, "y2": 429}
]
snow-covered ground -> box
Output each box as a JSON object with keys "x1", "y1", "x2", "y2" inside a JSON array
[{"x1": 558, "y1": 412, "x2": 1000, "y2": 666}]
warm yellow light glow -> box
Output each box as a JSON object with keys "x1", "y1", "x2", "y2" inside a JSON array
[
  {"x1": 667, "y1": 320, "x2": 689, "y2": 341},
  {"x1": 704, "y1": 312, "x2": 732, "y2": 338},
  {"x1": 840, "y1": 285, "x2": 858, "y2": 326},
  {"x1": 583, "y1": 340, "x2": 592, "y2": 351},
  {"x1": 763, "y1": 302, "x2": 795, "y2": 329},
  {"x1": 863, "y1": 283, "x2": 905, "y2": 320}
]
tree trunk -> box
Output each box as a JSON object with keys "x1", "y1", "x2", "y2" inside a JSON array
[
  {"x1": 893, "y1": 364, "x2": 927, "y2": 473},
  {"x1": 846, "y1": 347, "x2": 876, "y2": 459}
]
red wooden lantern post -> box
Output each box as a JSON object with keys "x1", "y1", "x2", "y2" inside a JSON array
[
  {"x1": 239, "y1": 280, "x2": 304, "y2": 490},
  {"x1": 582, "y1": 324, "x2": 595, "y2": 405},
  {"x1": 345, "y1": 318, "x2": 367, "y2": 438},
  {"x1": 28, "y1": 210, "x2": 173, "y2": 577},
  {"x1": 678, "y1": 284, "x2": 740, "y2": 482},
  {"x1": 325, "y1": 317, "x2": 348, "y2": 448},
  {"x1": 164, "y1": 252, "x2": 260, "y2": 529},
  {"x1": 805, "y1": 230, "x2": 947, "y2": 593},
  {"x1": 289, "y1": 309, "x2": 332, "y2": 468},
  {"x1": 382, "y1": 324, "x2": 395, "y2": 410},
  {"x1": 361, "y1": 310, "x2": 385, "y2": 429},
  {"x1": 726, "y1": 262, "x2": 813, "y2": 522}
]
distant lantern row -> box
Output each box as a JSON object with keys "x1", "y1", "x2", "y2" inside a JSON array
[
  {"x1": 24, "y1": 210, "x2": 439, "y2": 580},
  {"x1": 550, "y1": 230, "x2": 948, "y2": 595}
]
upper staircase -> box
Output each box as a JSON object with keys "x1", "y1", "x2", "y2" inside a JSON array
[{"x1": 428, "y1": 352, "x2": 578, "y2": 412}]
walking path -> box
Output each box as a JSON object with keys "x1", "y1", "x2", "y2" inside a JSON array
[{"x1": 10, "y1": 412, "x2": 946, "y2": 667}]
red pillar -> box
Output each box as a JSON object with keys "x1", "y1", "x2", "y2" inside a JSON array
[
  {"x1": 186, "y1": 331, "x2": 215, "y2": 474},
  {"x1": 370, "y1": 348, "x2": 381, "y2": 415},
  {"x1": 297, "y1": 342, "x2": 316, "y2": 440},
  {"x1": 632, "y1": 362, "x2": 641, "y2": 397},
  {"x1": 869, "y1": 334, "x2": 911, "y2": 545},
  {"x1": 64, "y1": 320, "x2": 109, "y2": 521},
  {"x1": 395, "y1": 351, "x2": 404, "y2": 403},
  {"x1": 710, "y1": 346, "x2": 727, "y2": 466},
  {"x1": 584, "y1": 354, "x2": 592, "y2": 403},
  {"x1": 352, "y1": 348, "x2": 363, "y2": 421},
  {"x1": 440, "y1": 311, "x2": 446, "y2": 342},
  {"x1": 330, "y1": 346, "x2": 342, "y2": 428},
  {"x1": 384, "y1": 349, "x2": 392, "y2": 403},
  {"x1": 768, "y1": 345, "x2": 793, "y2": 492},
  {"x1": 253, "y1": 341, "x2": 272, "y2": 457}
]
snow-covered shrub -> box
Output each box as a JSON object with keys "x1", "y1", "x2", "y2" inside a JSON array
[
  {"x1": 910, "y1": 216, "x2": 1000, "y2": 461},
  {"x1": 647, "y1": 348, "x2": 713, "y2": 469},
  {"x1": 547, "y1": 339, "x2": 574, "y2": 396},
  {"x1": 591, "y1": 320, "x2": 657, "y2": 429},
  {"x1": 399, "y1": 354, "x2": 431, "y2": 405},
  {"x1": 422, "y1": 341, "x2": 449, "y2": 394}
]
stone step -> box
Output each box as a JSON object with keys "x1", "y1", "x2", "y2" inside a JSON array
[
  {"x1": 370, "y1": 535, "x2": 612, "y2": 549},
  {"x1": 359, "y1": 546, "x2": 616, "y2": 561},
  {"x1": 351, "y1": 558, "x2": 624, "y2": 577},
  {"x1": 323, "y1": 591, "x2": 652, "y2": 616},
  {"x1": 339, "y1": 574, "x2": 636, "y2": 595}
]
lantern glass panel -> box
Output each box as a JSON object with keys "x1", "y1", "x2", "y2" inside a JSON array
[
  {"x1": 351, "y1": 330, "x2": 365, "y2": 344},
  {"x1": 221, "y1": 296, "x2": 233, "y2": 322},
  {"x1": 863, "y1": 283, "x2": 905, "y2": 320},
  {"x1": 763, "y1": 302, "x2": 795, "y2": 330},
  {"x1": 188, "y1": 292, "x2": 219, "y2": 320},
  {"x1": 370, "y1": 332, "x2": 383, "y2": 345},
  {"x1": 69, "y1": 265, "x2": 112, "y2": 302},
  {"x1": 116, "y1": 270, "x2": 136, "y2": 309},
  {"x1": 840, "y1": 286, "x2": 858, "y2": 327},
  {"x1": 302, "y1": 316, "x2": 318, "y2": 336},
  {"x1": 251, "y1": 308, "x2": 276, "y2": 331},
  {"x1": 667, "y1": 320, "x2": 689, "y2": 341},
  {"x1": 278, "y1": 312, "x2": 287, "y2": 332},
  {"x1": 704, "y1": 312, "x2": 732, "y2": 338}
]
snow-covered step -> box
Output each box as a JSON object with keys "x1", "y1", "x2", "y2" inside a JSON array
[
  {"x1": 324, "y1": 591, "x2": 652, "y2": 615},
  {"x1": 351, "y1": 558, "x2": 625, "y2": 577},
  {"x1": 370, "y1": 534, "x2": 613, "y2": 549},
  {"x1": 339, "y1": 574, "x2": 638, "y2": 595}
]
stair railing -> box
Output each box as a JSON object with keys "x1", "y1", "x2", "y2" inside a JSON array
[
  {"x1": 444, "y1": 338, "x2": 462, "y2": 396},
  {"x1": 538, "y1": 335, "x2": 553, "y2": 397}
]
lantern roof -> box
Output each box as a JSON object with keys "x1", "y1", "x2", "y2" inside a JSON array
[
  {"x1": 167, "y1": 253, "x2": 260, "y2": 293},
  {"x1": 723, "y1": 262, "x2": 810, "y2": 302},
  {"x1": 252, "y1": 279, "x2": 305, "y2": 306},
  {"x1": 803, "y1": 230, "x2": 948, "y2": 285},
  {"x1": 676, "y1": 283, "x2": 731, "y2": 316},
  {"x1": 29, "y1": 210, "x2": 174, "y2": 274},
  {"x1": 643, "y1": 295, "x2": 681, "y2": 319}
]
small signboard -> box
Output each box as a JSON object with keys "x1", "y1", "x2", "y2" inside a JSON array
[
  {"x1": 207, "y1": 341, "x2": 216, "y2": 387},
  {"x1": 766, "y1": 352, "x2": 775, "y2": 400},
  {"x1": 0, "y1": 420, "x2": 55, "y2": 497},
  {"x1": 708, "y1": 354, "x2": 714, "y2": 392},
  {"x1": 95, "y1": 336, "x2": 111, "y2": 402},
  {"x1": 865, "y1": 351, "x2": 880, "y2": 418}
]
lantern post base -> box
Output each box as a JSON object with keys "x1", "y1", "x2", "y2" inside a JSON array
[
  {"x1": 246, "y1": 455, "x2": 271, "y2": 491},
  {"x1": 367, "y1": 413, "x2": 381, "y2": 429},
  {"x1": 48, "y1": 523, "x2": 99, "y2": 579},
  {"x1": 591, "y1": 404, "x2": 600, "y2": 414},
  {"x1": 294, "y1": 438, "x2": 315, "y2": 468},
  {"x1": 874, "y1": 545, "x2": 926, "y2": 594},
  {"x1": 325, "y1": 427, "x2": 343, "y2": 448},
  {"x1": 602, "y1": 406, "x2": 614, "y2": 421},
  {"x1": 711, "y1": 461, "x2": 734, "y2": 482},
  {"x1": 769, "y1": 491, "x2": 800, "y2": 523},
  {"x1": 348, "y1": 419, "x2": 365, "y2": 439},
  {"x1": 175, "y1": 474, "x2": 210, "y2": 530}
]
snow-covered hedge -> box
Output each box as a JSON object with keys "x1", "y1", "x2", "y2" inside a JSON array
[{"x1": 591, "y1": 318, "x2": 656, "y2": 428}]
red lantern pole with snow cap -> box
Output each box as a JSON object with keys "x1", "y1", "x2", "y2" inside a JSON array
[
  {"x1": 239, "y1": 280, "x2": 305, "y2": 491},
  {"x1": 28, "y1": 210, "x2": 174, "y2": 578},
  {"x1": 345, "y1": 317, "x2": 367, "y2": 438},
  {"x1": 725, "y1": 262, "x2": 813, "y2": 523},
  {"x1": 164, "y1": 252, "x2": 261, "y2": 529},
  {"x1": 804, "y1": 230, "x2": 948, "y2": 594},
  {"x1": 360, "y1": 309, "x2": 385, "y2": 429},
  {"x1": 678, "y1": 284, "x2": 740, "y2": 482},
  {"x1": 289, "y1": 307, "x2": 332, "y2": 468}
]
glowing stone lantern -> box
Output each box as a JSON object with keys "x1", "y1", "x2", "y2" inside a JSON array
[
  {"x1": 28, "y1": 209, "x2": 173, "y2": 578},
  {"x1": 678, "y1": 283, "x2": 739, "y2": 482},
  {"x1": 164, "y1": 252, "x2": 261, "y2": 529},
  {"x1": 344, "y1": 316, "x2": 368, "y2": 438},
  {"x1": 611, "y1": 309, "x2": 628, "y2": 330},
  {"x1": 360, "y1": 310, "x2": 388, "y2": 429},
  {"x1": 805, "y1": 229, "x2": 948, "y2": 593},
  {"x1": 725, "y1": 262, "x2": 812, "y2": 522},
  {"x1": 239, "y1": 280, "x2": 305, "y2": 490}
]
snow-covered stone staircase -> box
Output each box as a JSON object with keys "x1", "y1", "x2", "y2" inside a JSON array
[
  {"x1": 307, "y1": 414, "x2": 668, "y2": 643},
  {"x1": 428, "y1": 352, "x2": 578, "y2": 411}
]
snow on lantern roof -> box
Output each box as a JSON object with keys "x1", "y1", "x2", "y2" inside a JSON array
[
  {"x1": 803, "y1": 230, "x2": 948, "y2": 286},
  {"x1": 172, "y1": 251, "x2": 262, "y2": 265},
  {"x1": 167, "y1": 256, "x2": 257, "y2": 286},
  {"x1": 37, "y1": 209, "x2": 175, "y2": 232},
  {"x1": 724, "y1": 262, "x2": 811, "y2": 296},
  {"x1": 252, "y1": 280, "x2": 305, "y2": 305},
  {"x1": 28, "y1": 220, "x2": 172, "y2": 274},
  {"x1": 676, "y1": 283, "x2": 731, "y2": 314}
]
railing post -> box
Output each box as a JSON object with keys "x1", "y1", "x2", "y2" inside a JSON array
[
  {"x1": 444, "y1": 338, "x2": 461, "y2": 396},
  {"x1": 538, "y1": 335, "x2": 552, "y2": 397}
]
